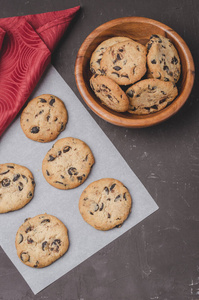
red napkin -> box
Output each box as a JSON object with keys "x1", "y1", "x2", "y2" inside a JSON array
[{"x1": 0, "y1": 6, "x2": 80, "y2": 137}]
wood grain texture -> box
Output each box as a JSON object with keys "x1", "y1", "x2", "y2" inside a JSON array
[{"x1": 75, "y1": 17, "x2": 195, "y2": 128}]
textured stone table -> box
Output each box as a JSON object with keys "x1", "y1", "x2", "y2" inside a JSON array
[{"x1": 0, "y1": 0, "x2": 198, "y2": 299}]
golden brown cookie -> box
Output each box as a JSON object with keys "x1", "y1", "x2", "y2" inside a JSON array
[
  {"x1": 90, "y1": 36, "x2": 132, "y2": 74},
  {"x1": 42, "y1": 137, "x2": 95, "y2": 190},
  {"x1": 100, "y1": 40, "x2": 147, "y2": 85},
  {"x1": 0, "y1": 163, "x2": 35, "y2": 213},
  {"x1": 126, "y1": 78, "x2": 178, "y2": 114},
  {"x1": 79, "y1": 178, "x2": 132, "y2": 231},
  {"x1": 15, "y1": 214, "x2": 69, "y2": 268},
  {"x1": 20, "y1": 94, "x2": 68, "y2": 143},
  {"x1": 146, "y1": 34, "x2": 181, "y2": 83},
  {"x1": 90, "y1": 74, "x2": 129, "y2": 112}
]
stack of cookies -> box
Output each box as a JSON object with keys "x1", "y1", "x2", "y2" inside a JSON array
[
  {"x1": 89, "y1": 34, "x2": 181, "y2": 114},
  {"x1": 1, "y1": 92, "x2": 132, "y2": 268}
]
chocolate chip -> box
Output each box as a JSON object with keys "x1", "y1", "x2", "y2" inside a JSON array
[
  {"x1": 41, "y1": 219, "x2": 50, "y2": 224},
  {"x1": 96, "y1": 58, "x2": 101, "y2": 65},
  {"x1": 114, "y1": 195, "x2": 121, "y2": 202},
  {"x1": 144, "y1": 107, "x2": 151, "y2": 111},
  {"x1": 94, "y1": 74, "x2": 99, "y2": 78},
  {"x1": 34, "y1": 261, "x2": 39, "y2": 268},
  {"x1": 42, "y1": 241, "x2": 48, "y2": 251},
  {"x1": 46, "y1": 170, "x2": 50, "y2": 176},
  {"x1": 151, "y1": 105, "x2": 158, "y2": 109},
  {"x1": 54, "y1": 181, "x2": 66, "y2": 186},
  {"x1": 63, "y1": 146, "x2": 71, "y2": 153},
  {"x1": 32, "y1": 180, "x2": 35, "y2": 186},
  {"x1": 13, "y1": 174, "x2": 20, "y2": 182},
  {"x1": 83, "y1": 154, "x2": 88, "y2": 161},
  {"x1": 164, "y1": 77, "x2": 169, "y2": 82},
  {"x1": 25, "y1": 226, "x2": 33, "y2": 233},
  {"x1": 60, "y1": 122, "x2": 64, "y2": 132},
  {"x1": 27, "y1": 191, "x2": 32, "y2": 198},
  {"x1": 107, "y1": 198, "x2": 111, "y2": 201},
  {"x1": 127, "y1": 90, "x2": 134, "y2": 98},
  {"x1": 151, "y1": 34, "x2": 159, "y2": 39},
  {"x1": 77, "y1": 176, "x2": 83, "y2": 182},
  {"x1": 22, "y1": 175, "x2": 28, "y2": 183},
  {"x1": 31, "y1": 126, "x2": 40, "y2": 134},
  {"x1": 51, "y1": 239, "x2": 61, "y2": 252},
  {"x1": 151, "y1": 59, "x2": 156, "y2": 64},
  {"x1": 27, "y1": 238, "x2": 34, "y2": 244},
  {"x1": 39, "y1": 98, "x2": 47, "y2": 103},
  {"x1": 2, "y1": 178, "x2": 11, "y2": 187},
  {"x1": 61, "y1": 175, "x2": 65, "y2": 179},
  {"x1": 49, "y1": 98, "x2": 55, "y2": 106},
  {"x1": 104, "y1": 186, "x2": 109, "y2": 195},
  {"x1": 148, "y1": 85, "x2": 157, "y2": 91},
  {"x1": 171, "y1": 56, "x2": 178, "y2": 65},
  {"x1": 20, "y1": 252, "x2": 30, "y2": 262},
  {"x1": 90, "y1": 68, "x2": 95, "y2": 74},
  {"x1": 24, "y1": 218, "x2": 30, "y2": 222},
  {"x1": 115, "y1": 224, "x2": 122, "y2": 228},
  {"x1": 161, "y1": 91, "x2": 166, "y2": 95},
  {"x1": 7, "y1": 166, "x2": 14, "y2": 169},
  {"x1": 99, "y1": 69, "x2": 106, "y2": 75},
  {"x1": 136, "y1": 94, "x2": 140, "y2": 97},
  {"x1": 157, "y1": 72, "x2": 161, "y2": 79},
  {"x1": 123, "y1": 193, "x2": 127, "y2": 200},
  {"x1": 99, "y1": 203, "x2": 104, "y2": 211},
  {"x1": 129, "y1": 107, "x2": 137, "y2": 112},
  {"x1": 163, "y1": 65, "x2": 169, "y2": 72},
  {"x1": 136, "y1": 45, "x2": 140, "y2": 51},
  {"x1": 110, "y1": 184, "x2": 116, "y2": 191},
  {"x1": 68, "y1": 167, "x2": 78, "y2": 176},
  {"x1": 18, "y1": 234, "x2": 23, "y2": 244},
  {"x1": 108, "y1": 213, "x2": 111, "y2": 218},
  {"x1": 0, "y1": 170, "x2": 10, "y2": 175},
  {"x1": 58, "y1": 150, "x2": 62, "y2": 156},
  {"x1": 159, "y1": 98, "x2": 167, "y2": 104},
  {"x1": 48, "y1": 155, "x2": 56, "y2": 161},
  {"x1": 107, "y1": 94, "x2": 113, "y2": 100},
  {"x1": 90, "y1": 211, "x2": 94, "y2": 215},
  {"x1": 18, "y1": 182, "x2": 23, "y2": 191},
  {"x1": 47, "y1": 115, "x2": 50, "y2": 122},
  {"x1": 113, "y1": 66, "x2": 121, "y2": 71}
]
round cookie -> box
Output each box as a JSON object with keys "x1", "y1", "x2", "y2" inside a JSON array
[
  {"x1": 79, "y1": 178, "x2": 132, "y2": 231},
  {"x1": 15, "y1": 214, "x2": 69, "y2": 268},
  {"x1": 100, "y1": 40, "x2": 147, "y2": 85},
  {"x1": 0, "y1": 163, "x2": 35, "y2": 213},
  {"x1": 42, "y1": 137, "x2": 95, "y2": 190},
  {"x1": 126, "y1": 78, "x2": 178, "y2": 114},
  {"x1": 20, "y1": 94, "x2": 68, "y2": 143},
  {"x1": 90, "y1": 74, "x2": 129, "y2": 112},
  {"x1": 146, "y1": 34, "x2": 181, "y2": 83},
  {"x1": 90, "y1": 36, "x2": 132, "y2": 75}
]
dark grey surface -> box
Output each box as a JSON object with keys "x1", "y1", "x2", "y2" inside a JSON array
[{"x1": 0, "y1": 0, "x2": 199, "y2": 299}]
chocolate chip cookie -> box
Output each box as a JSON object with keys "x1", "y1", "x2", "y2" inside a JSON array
[
  {"x1": 90, "y1": 74, "x2": 129, "y2": 112},
  {"x1": 126, "y1": 78, "x2": 178, "y2": 114},
  {"x1": 42, "y1": 137, "x2": 95, "y2": 190},
  {"x1": 100, "y1": 40, "x2": 147, "y2": 85},
  {"x1": 79, "y1": 178, "x2": 132, "y2": 231},
  {"x1": 20, "y1": 94, "x2": 68, "y2": 143},
  {"x1": 15, "y1": 214, "x2": 69, "y2": 268},
  {"x1": 146, "y1": 34, "x2": 181, "y2": 83},
  {"x1": 0, "y1": 163, "x2": 35, "y2": 213},
  {"x1": 90, "y1": 36, "x2": 131, "y2": 75}
]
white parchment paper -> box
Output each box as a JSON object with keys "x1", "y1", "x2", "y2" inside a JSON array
[{"x1": 0, "y1": 65, "x2": 158, "y2": 294}]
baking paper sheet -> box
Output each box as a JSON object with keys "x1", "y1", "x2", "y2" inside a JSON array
[{"x1": 0, "y1": 65, "x2": 158, "y2": 294}]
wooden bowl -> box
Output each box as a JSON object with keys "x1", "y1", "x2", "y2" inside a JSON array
[{"x1": 75, "y1": 17, "x2": 195, "y2": 127}]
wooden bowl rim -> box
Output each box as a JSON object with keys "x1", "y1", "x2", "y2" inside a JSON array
[{"x1": 75, "y1": 16, "x2": 195, "y2": 128}]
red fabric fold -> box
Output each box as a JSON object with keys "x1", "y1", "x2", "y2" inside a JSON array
[{"x1": 0, "y1": 6, "x2": 80, "y2": 136}]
